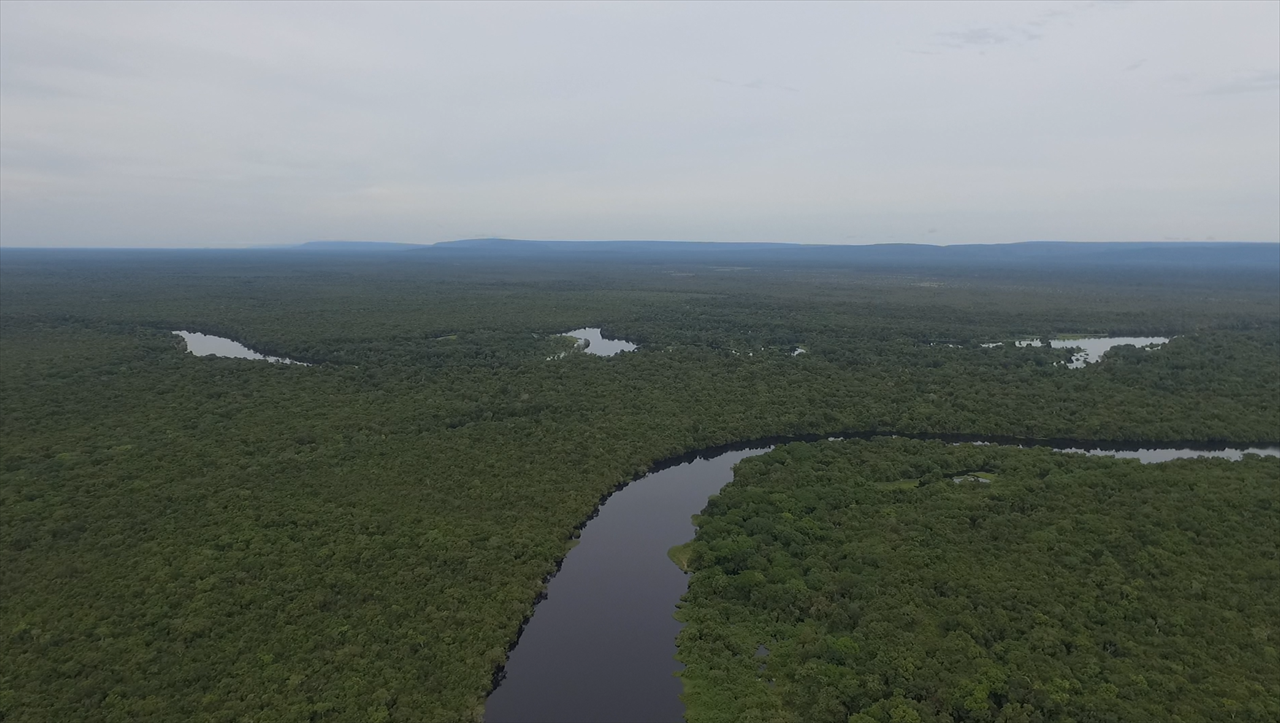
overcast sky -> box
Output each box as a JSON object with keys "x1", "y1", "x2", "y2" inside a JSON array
[{"x1": 1, "y1": 1, "x2": 1277, "y2": 247}]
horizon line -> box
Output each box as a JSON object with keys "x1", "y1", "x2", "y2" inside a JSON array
[{"x1": 3, "y1": 238, "x2": 1279, "y2": 251}]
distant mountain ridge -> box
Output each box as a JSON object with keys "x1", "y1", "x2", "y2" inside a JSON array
[
  {"x1": 273, "y1": 241, "x2": 429, "y2": 251},
  {"x1": 5, "y1": 239, "x2": 1275, "y2": 277},
  {"x1": 409, "y1": 238, "x2": 1279, "y2": 272}
]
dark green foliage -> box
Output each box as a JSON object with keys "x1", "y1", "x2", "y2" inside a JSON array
[
  {"x1": 1, "y1": 250, "x2": 1277, "y2": 720},
  {"x1": 676, "y1": 438, "x2": 1280, "y2": 723}
]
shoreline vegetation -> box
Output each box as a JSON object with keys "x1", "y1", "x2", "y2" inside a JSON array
[
  {"x1": 2, "y1": 245, "x2": 1277, "y2": 721},
  {"x1": 669, "y1": 543, "x2": 696, "y2": 573},
  {"x1": 676, "y1": 438, "x2": 1280, "y2": 722},
  {"x1": 496, "y1": 434, "x2": 1275, "y2": 715}
]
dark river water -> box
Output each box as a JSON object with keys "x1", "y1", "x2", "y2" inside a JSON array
[
  {"x1": 483, "y1": 439, "x2": 1278, "y2": 723},
  {"x1": 485, "y1": 448, "x2": 764, "y2": 723}
]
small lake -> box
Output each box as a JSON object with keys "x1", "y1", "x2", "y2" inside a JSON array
[
  {"x1": 1013, "y1": 337, "x2": 1169, "y2": 368},
  {"x1": 484, "y1": 437, "x2": 1278, "y2": 722},
  {"x1": 562, "y1": 328, "x2": 638, "y2": 356},
  {"x1": 173, "y1": 331, "x2": 307, "y2": 365}
]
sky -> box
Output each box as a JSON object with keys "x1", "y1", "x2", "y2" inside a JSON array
[{"x1": 1, "y1": 1, "x2": 1277, "y2": 248}]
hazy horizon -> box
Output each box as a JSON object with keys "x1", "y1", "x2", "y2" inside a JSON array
[
  {"x1": 5, "y1": 237, "x2": 1279, "y2": 253},
  {"x1": 2, "y1": 1, "x2": 1278, "y2": 248}
]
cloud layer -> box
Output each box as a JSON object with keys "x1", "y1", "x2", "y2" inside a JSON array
[{"x1": 2, "y1": 1, "x2": 1277, "y2": 247}]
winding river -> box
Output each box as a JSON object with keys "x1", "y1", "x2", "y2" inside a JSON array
[{"x1": 483, "y1": 435, "x2": 1279, "y2": 723}]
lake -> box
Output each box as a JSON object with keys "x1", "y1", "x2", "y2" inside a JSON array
[
  {"x1": 484, "y1": 437, "x2": 1278, "y2": 722},
  {"x1": 1012, "y1": 336, "x2": 1170, "y2": 368},
  {"x1": 563, "y1": 328, "x2": 638, "y2": 356},
  {"x1": 173, "y1": 331, "x2": 307, "y2": 364}
]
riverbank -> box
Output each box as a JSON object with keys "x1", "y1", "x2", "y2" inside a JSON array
[{"x1": 484, "y1": 432, "x2": 1277, "y2": 721}]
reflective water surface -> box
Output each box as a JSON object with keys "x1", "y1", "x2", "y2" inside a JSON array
[
  {"x1": 173, "y1": 331, "x2": 307, "y2": 364},
  {"x1": 485, "y1": 449, "x2": 764, "y2": 723},
  {"x1": 1073, "y1": 446, "x2": 1279, "y2": 463},
  {"x1": 485, "y1": 439, "x2": 1277, "y2": 722},
  {"x1": 562, "y1": 328, "x2": 638, "y2": 356},
  {"x1": 1014, "y1": 336, "x2": 1169, "y2": 368}
]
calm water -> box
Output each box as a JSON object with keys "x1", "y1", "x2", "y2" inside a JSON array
[
  {"x1": 485, "y1": 449, "x2": 764, "y2": 723},
  {"x1": 1014, "y1": 336, "x2": 1169, "y2": 368},
  {"x1": 1072, "y1": 446, "x2": 1280, "y2": 463},
  {"x1": 173, "y1": 331, "x2": 307, "y2": 364},
  {"x1": 563, "y1": 328, "x2": 638, "y2": 356},
  {"x1": 484, "y1": 440, "x2": 1278, "y2": 722}
]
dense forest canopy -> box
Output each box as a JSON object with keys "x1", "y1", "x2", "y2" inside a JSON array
[
  {"x1": 1, "y1": 243, "x2": 1277, "y2": 721},
  {"x1": 676, "y1": 438, "x2": 1280, "y2": 723}
]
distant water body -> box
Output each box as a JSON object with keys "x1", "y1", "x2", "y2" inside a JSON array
[
  {"x1": 173, "y1": 331, "x2": 307, "y2": 365},
  {"x1": 562, "y1": 328, "x2": 638, "y2": 356},
  {"x1": 1012, "y1": 336, "x2": 1169, "y2": 368}
]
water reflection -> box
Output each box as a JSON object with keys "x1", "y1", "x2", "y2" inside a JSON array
[
  {"x1": 485, "y1": 449, "x2": 764, "y2": 723},
  {"x1": 562, "y1": 328, "x2": 638, "y2": 356},
  {"x1": 1014, "y1": 336, "x2": 1169, "y2": 368},
  {"x1": 1070, "y1": 446, "x2": 1279, "y2": 463},
  {"x1": 173, "y1": 331, "x2": 307, "y2": 365}
]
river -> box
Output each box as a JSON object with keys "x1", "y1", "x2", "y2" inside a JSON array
[{"x1": 483, "y1": 436, "x2": 1279, "y2": 722}]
